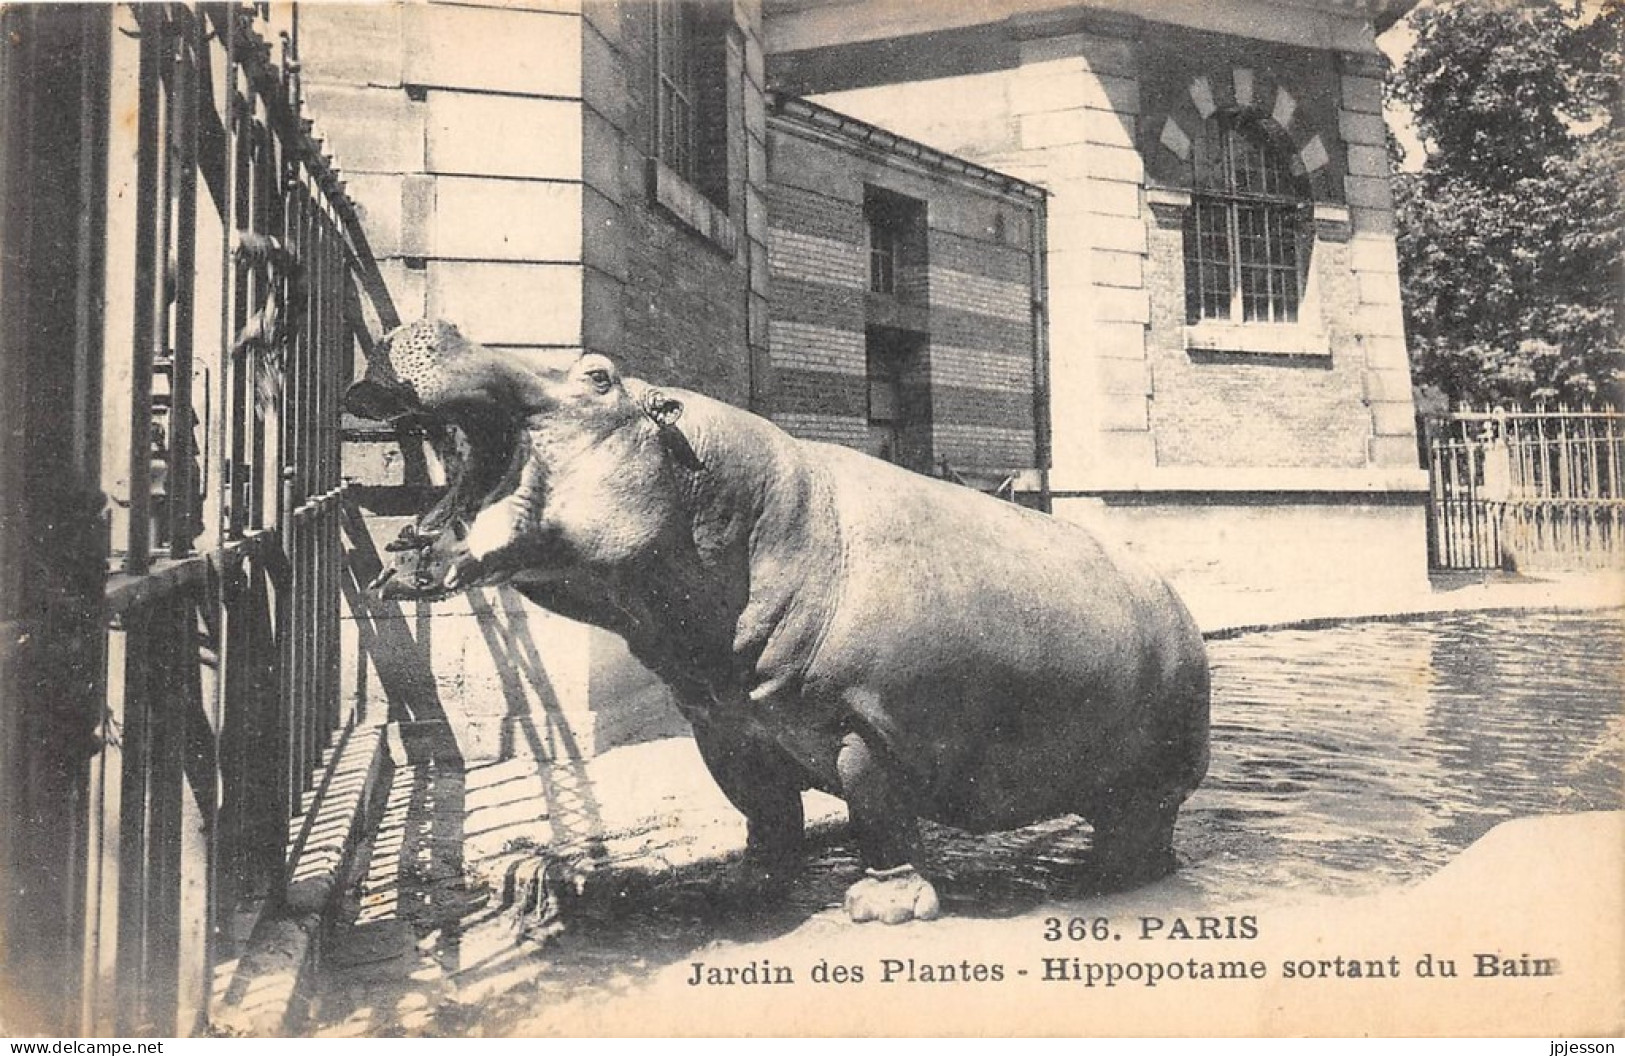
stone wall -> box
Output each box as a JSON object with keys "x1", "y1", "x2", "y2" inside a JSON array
[{"x1": 767, "y1": 2, "x2": 1429, "y2": 592}]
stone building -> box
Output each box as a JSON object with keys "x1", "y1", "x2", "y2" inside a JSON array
[
  {"x1": 299, "y1": 1, "x2": 1047, "y2": 757},
  {"x1": 768, "y1": 0, "x2": 1427, "y2": 600}
]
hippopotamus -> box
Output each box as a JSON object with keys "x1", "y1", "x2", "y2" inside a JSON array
[{"x1": 346, "y1": 319, "x2": 1210, "y2": 924}]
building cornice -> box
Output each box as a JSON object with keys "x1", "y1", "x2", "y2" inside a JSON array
[
  {"x1": 767, "y1": 91, "x2": 1049, "y2": 203},
  {"x1": 765, "y1": 0, "x2": 1391, "y2": 60}
]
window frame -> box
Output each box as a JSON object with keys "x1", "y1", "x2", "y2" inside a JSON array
[
  {"x1": 1183, "y1": 113, "x2": 1309, "y2": 327},
  {"x1": 655, "y1": 0, "x2": 698, "y2": 186},
  {"x1": 649, "y1": 0, "x2": 738, "y2": 254},
  {"x1": 869, "y1": 219, "x2": 898, "y2": 295}
]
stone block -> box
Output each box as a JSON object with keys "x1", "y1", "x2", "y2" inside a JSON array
[
  {"x1": 1357, "y1": 269, "x2": 1402, "y2": 307},
  {"x1": 1091, "y1": 248, "x2": 1143, "y2": 289},
  {"x1": 1024, "y1": 32, "x2": 1136, "y2": 77},
  {"x1": 1009, "y1": 65, "x2": 1084, "y2": 117},
  {"x1": 581, "y1": 106, "x2": 623, "y2": 200},
  {"x1": 1347, "y1": 143, "x2": 1389, "y2": 180},
  {"x1": 1341, "y1": 73, "x2": 1383, "y2": 114},
  {"x1": 1099, "y1": 357, "x2": 1151, "y2": 394},
  {"x1": 582, "y1": 265, "x2": 625, "y2": 354},
  {"x1": 1362, "y1": 334, "x2": 1410, "y2": 371},
  {"x1": 1371, "y1": 400, "x2": 1418, "y2": 438},
  {"x1": 744, "y1": 32, "x2": 765, "y2": 90},
  {"x1": 1353, "y1": 302, "x2": 1406, "y2": 339},
  {"x1": 1020, "y1": 108, "x2": 1089, "y2": 149},
  {"x1": 1082, "y1": 107, "x2": 1135, "y2": 148},
  {"x1": 1088, "y1": 322, "x2": 1147, "y2": 361},
  {"x1": 581, "y1": 187, "x2": 626, "y2": 280},
  {"x1": 1093, "y1": 286, "x2": 1150, "y2": 323},
  {"x1": 1090, "y1": 144, "x2": 1145, "y2": 183},
  {"x1": 342, "y1": 174, "x2": 404, "y2": 258},
  {"x1": 1082, "y1": 71, "x2": 1140, "y2": 115},
  {"x1": 745, "y1": 187, "x2": 768, "y2": 248},
  {"x1": 580, "y1": 19, "x2": 627, "y2": 129},
  {"x1": 404, "y1": 4, "x2": 582, "y2": 98},
  {"x1": 1097, "y1": 428, "x2": 1156, "y2": 466},
  {"x1": 1298, "y1": 134, "x2": 1330, "y2": 174},
  {"x1": 1369, "y1": 434, "x2": 1422, "y2": 468},
  {"x1": 1339, "y1": 109, "x2": 1386, "y2": 147},
  {"x1": 1045, "y1": 246, "x2": 1092, "y2": 294},
  {"x1": 299, "y1": 5, "x2": 403, "y2": 87},
  {"x1": 432, "y1": 177, "x2": 583, "y2": 262},
  {"x1": 1363, "y1": 366, "x2": 1414, "y2": 402},
  {"x1": 304, "y1": 85, "x2": 423, "y2": 174},
  {"x1": 582, "y1": 0, "x2": 622, "y2": 47},
  {"x1": 1051, "y1": 208, "x2": 1146, "y2": 254},
  {"x1": 1346, "y1": 174, "x2": 1394, "y2": 211},
  {"x1": 1099, "y1": 394, "x2": 1150, "y2": 432},
  {"x1": 1081, "y1": 177, "x2": 1141, "y2": 218},
  {"x1": 400, "y1": 175, "x2": 435, "y2": 257},
  {"x1": 427, "y1": 261, "x2": 583, "y2": 345},
  {"x1": 1351, "y1": 205, "x2": 1396, "y2": 235},
  {"x1": 427, "y1": 93, "x2": 582, "y2": 180},
  {"x1": 1189, "y1": 75, "x2": 1217, "y2": 119},
  {"x1": 372, "y1": 259, "x2": 429, "y2": 321},
  {"x1": 1349, "y1": 234, "x2": 1400, "y2": 275}
]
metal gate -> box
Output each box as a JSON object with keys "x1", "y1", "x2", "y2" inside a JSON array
[
  {"x1": 1, "y1": 3, "x2": 374, "y2": 1036},
  {"x1": 1426, "y1": 406, "x2": 1625, "y2": 572}
]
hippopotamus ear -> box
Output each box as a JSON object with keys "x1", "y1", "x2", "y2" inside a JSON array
[{"x1": 641, "y1": 388, "x2": 683, "y2": 427}]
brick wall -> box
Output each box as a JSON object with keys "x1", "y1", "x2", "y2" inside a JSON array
[
  {"x1": 581, "y1": 0, "x2": 768, "y2": 407},
  {"x1": 765, "y1": 104, "x2": 1043, "y2": 476}
]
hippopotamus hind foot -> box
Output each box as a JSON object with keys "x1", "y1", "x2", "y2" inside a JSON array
[{"x1": 844, "y1": 864, "x2": 941, "y2": 924}]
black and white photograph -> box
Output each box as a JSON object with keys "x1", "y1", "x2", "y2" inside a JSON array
[{"x1": 0, "y1": 0, "x2": 1620, "y2": 1039}]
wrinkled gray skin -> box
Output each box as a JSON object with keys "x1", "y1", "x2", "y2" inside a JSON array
[{"x1": 347, "y1": 321, "x2": 1210, "y2": 925}]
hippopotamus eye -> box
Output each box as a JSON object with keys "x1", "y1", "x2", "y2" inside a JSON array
[{"x1": 585, "y1": 367, "x2": 613, "y2": 394}]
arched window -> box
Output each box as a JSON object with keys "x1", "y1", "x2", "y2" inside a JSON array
[{"x1": 1183, "y1": 114, "x2": 1308, "y2": 325}]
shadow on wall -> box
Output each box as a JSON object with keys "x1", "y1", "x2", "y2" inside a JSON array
[
  {"x1": 340, "y1": 500, "x2": 693, "y2": 866},
  {"x1": 462, "y1": 588, "x2": 610, "y2": 866}
]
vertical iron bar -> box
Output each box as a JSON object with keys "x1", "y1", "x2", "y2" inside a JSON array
[
  {"x1": 169, "y1": 22, "x2": 199, "y2": 559},
  {"x1": 126, "y1": 8, "x2": 168, "y2": 576}
]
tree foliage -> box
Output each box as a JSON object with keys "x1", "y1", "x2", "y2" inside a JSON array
[{"x1": 1389, "y1": 0, "x2": 1623, "y2": 406}]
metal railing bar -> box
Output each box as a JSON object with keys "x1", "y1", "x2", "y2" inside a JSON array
[
  {"x1": 168, "y1": 23, "x2": 200, "y2": 559},
  {"x1": 107, "y1": 527, "x2": 286, "y2": 614},
  {"x1": 125, "y1": 6, "x2": 169, "y2": 576}
]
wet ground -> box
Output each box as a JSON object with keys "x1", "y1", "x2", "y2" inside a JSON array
[{"x1": 312, "y1": 610, "x2": 1624, "y2": 1036}]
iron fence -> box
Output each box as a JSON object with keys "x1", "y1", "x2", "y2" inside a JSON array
[
  {"x1": 1426, "y1": 405, "x2": 1625, "y2": 572},
  {"x1": 1, "y1": 2, "x2": 372, "y2": 1036}
]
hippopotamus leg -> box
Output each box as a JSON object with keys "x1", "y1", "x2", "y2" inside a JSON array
[
  {"x1": 1081, "y1": 680, "x2": 1208, "y2": 888},
  {"x1": 1085, "y1": 789, "x2": 1183, "y2": 889},
  {"x1": 690, "y1": 718, "x2": 807, "y2": 886},
  {"x1": 836, "y1": 731, "x2": 941, "y2": 924}
]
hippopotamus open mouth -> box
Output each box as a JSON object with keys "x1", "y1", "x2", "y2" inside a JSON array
[{"x1": 344, "y1": 319, "x2": 683, "y2": 603}]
